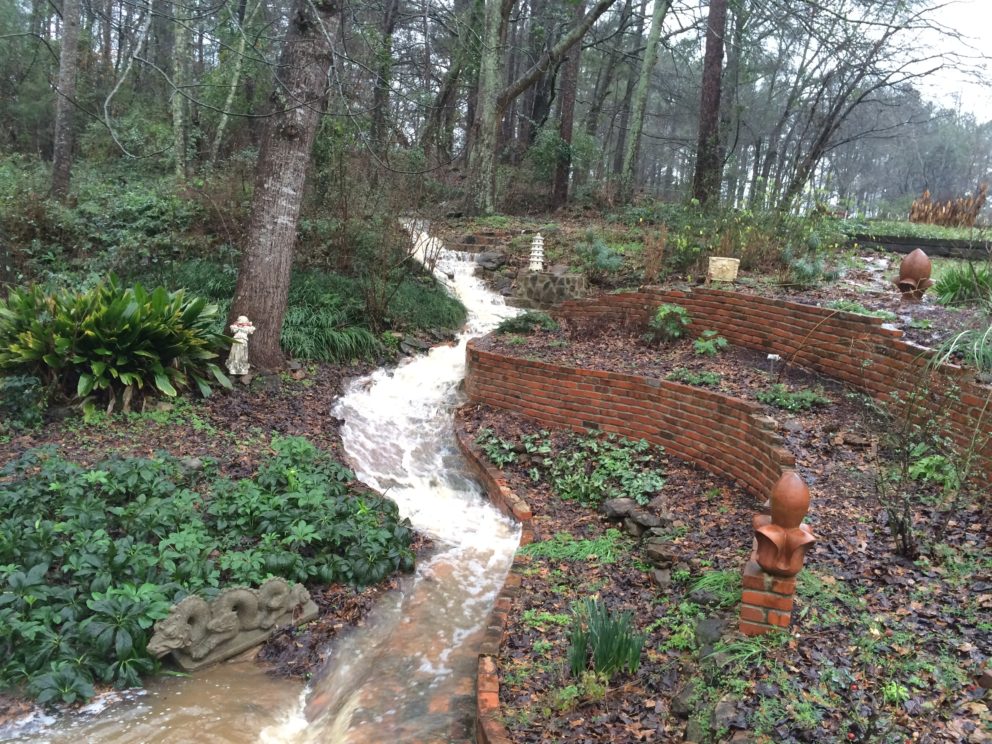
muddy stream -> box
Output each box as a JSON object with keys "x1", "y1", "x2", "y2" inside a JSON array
[{"x1": 0, "y1": 226, "x2": 520, "y2": 743}]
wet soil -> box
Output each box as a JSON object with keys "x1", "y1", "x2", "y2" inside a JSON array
[{"x1": 464, "y1": 328, "x2": 992, "y2": 743}]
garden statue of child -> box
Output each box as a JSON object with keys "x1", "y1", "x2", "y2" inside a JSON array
[{"x1": 226, "y1": 315, "x2": 255, "y2": 376}]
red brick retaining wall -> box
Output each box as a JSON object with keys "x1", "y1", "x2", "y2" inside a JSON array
[
  {"x1": 555, "y1": 288, "x2": 992, "y2": 475},
  {"x1": 454, "y1": 415, "x2": 530, "y2": 744},
  {"x1": 465, "y1": 345, "x2": 795, "y2": 501}
]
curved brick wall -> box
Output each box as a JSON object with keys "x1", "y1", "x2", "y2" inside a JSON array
[
  {"x1": 553, "y1": 287, "x2": 992, "y2": 476},
  {"x1": 465, "y1": 345, "x2": 795, "y2": 501}
]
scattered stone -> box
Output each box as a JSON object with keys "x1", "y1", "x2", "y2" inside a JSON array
[
  {"x1": 623, "y1": 517, "x2": 646, "y2": 538},
  {"x1": 652, "y1": 568, "x2": 672, "y2": 589},
  {"x1": 476, "y1": 251, "x2": 506, "y2": 270},
  {"x1": 180, "y1": 456, "x2": 204, "y2": 472},
  {"x1": 400, "y1": 336, "x2": 431, "y2": 355},
  {"x1": 714, "y1": 694, "x2": 744, "y2": 730},
  {"x1": 729, "y1": 730, "x2": 754, "y2": 743},
  {"x1": 979, "y1": 667, "x2": 992, "y2": 690},
  {"x1": 695, "y1": 617, "x2": 728, "y2": 648},
  {"x1": 628, "y1": 508, "x2": 663, "y2": 528},
  {"x1": 782, "y1": 418, "x2": 804, "y2": 433},
  {"x1": 684, "y1": 718, "x2": 705, "y2": 742},
  {"x1": 688, "y1": 587, "x2": 721, "y2": 607},
  {"x1": 602, "y1": 497, "x2": 637, "y2": 519},
  {"x1": 287, "y1": 360, "x2": 303, "y2": 372},
  {"x1": 238, "y1": 372, "x2": 254, "y2": 386},
  {"x1": 671, "y1": 684, "x2": 695, "y2": 718},
  {"x1": 643, "y1": 541, "x2": 678, "y2": 568}
]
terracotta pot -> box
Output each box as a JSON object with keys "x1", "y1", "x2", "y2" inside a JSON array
[
  {"x1": 770, "y1": 471, "x2": 810, "y2": 529},
  {"x1": 898, "y1": 248, "x2": 932, "y2": 283}
]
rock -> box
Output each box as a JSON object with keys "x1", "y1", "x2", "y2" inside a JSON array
[
  {"x1": 714, "y1": 694, "x2": 745, "y2": 731},
  {"x1": 628, "y1": 508, "x2": 663, "y2": 528},
  {"x1": 623, "y1": 517, "x2": 646, "y2": 538},
  {"x1": 476, "y1": 251, "x2": 506, "y2": 270},
  {"x1": 652, "y1": 568, "x2": 672, "y2": 589},
  {"x1": 695, "y1": 617, "x2": 728, "y2": 648},
  {"x1": 671, "y1": 684, "x2": 696, "y2": 718},
  {"x1": 688, "y1": 588, "x2": 721, "y2": 607},
  {"x1": 729, "y1": 730, "x2": 753, "y2": 743},
  {"x1": 401, "y1": 335, "x2": 430, "y2": 351},
  {"x1": 180, "y1": 457, "x2": 204, "y2": 472},
  {"x1": 550, "y1": 263, "x2": 570, "y2": 276},
  {"x1": 644, "y1": 541, "x2": 678, "y2": 568},
  {"x1": 647, "y1": 495, "x2": 669, "y2": 513},
  {"x1": 684, "y1": 719, "x2": 705, "y2": 742},
  {"x1": 287, "y1": 360, "x2": 303, "y2": 371},
  {"x1": 782, "y1": 418, "x2": 804, "y2": 433},
  {"x1": 238, "y1": 372, "x2": 254, "y2": 386},
  {"x1": 602, "y1": 497, "x2": 637, "y2": 519},
  {"x1": 980, "y1": 667, "x2": 992, "y2": 689}
]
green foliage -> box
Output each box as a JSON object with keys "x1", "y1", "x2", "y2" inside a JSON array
[
  {"x1": 932, "y1": 325, "x2": 992, "y2": 374},
  {"x1": 780, "y1": 248, "x2": 839, "y2": 288},
  {"x1": 841, "y1": 218, "x2": 992, "y2": 242},
  {"x1": 693, "y1": 330, "x2": 728, "y2": 356},
  {"x1": 826, "y1": 300, "x2": 898, "y2": 322},
  {"x1": 543, "y1": 433, "x2": 666, "y2": 507},
  {"x1": 689, "y1": 570, "x2": 742, "y2": 609},
  {"x1": 0, "y1": 277, "x2": 231, "y2": 403},
  {"x1": 567, "y1": 597, "x2": 644, "y2": 680},
  {"x1": 495, "y1": 311, "x2": 559, "y2": 335},
  {"x1": 475, "y1": 428, "x2": 518, "y2": 468},
  {"x1": 934, "y1": 262, "x2": 992, "y2": 307},
  {"x1": 575, "y1": 233, "x2": 623, "y2": 279},
  {"x1": 0, "y1": 374, "x2": 46, "y2": 433},
  {"x1": 527, "y1": 128, "x2": 571, "y2": 183},
  {"x1": 0, "y1": 436, "x2": 414, "y2": 703},
  {"x1": 644, "y1": 303, "x2": 692, "y2": 345},
  {"x1": 519, "y1": 529, "x2": 628, "y2": 564},
  {"x1": 666, "y1": 368, "x2": 722, "y2": 387},
  {"x1": 756, "y1": 384, "x2": 831, "y2": 411}
]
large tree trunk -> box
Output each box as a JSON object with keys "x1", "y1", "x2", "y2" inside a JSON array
[
  {"x1": 690, "y1": 0, "x2": 727, "y2": 205},
  {"x1": 370, "y1": 0, "x2": 401, "y2": 158},
  {"x1": 467, "y1": 0, "x2": 618, "y2": 215},
  {"x1": 618, "y1": 0, "x2": 670, "y2": 202},
  {"x1": 551, "y1": 1, "x2": 585, "y2": 209},
  {"x1": 230, "y1": 0, "x2": 340, "y2": 370},
  {"x1": 51, "y1": 0, "x2": 82, "y2": 200}
]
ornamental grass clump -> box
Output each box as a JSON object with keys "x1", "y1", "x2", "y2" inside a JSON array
[
  {"x1": 0, "y1": 276, "x2": 231, "y2": 406},
  {"x1": 567, "y1": 597, "x2": 644, "y2": 680}
]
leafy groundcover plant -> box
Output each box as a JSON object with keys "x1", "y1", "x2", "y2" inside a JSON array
[{"x1": 0, "y1": 435, "x2": 414, "y2": 704}]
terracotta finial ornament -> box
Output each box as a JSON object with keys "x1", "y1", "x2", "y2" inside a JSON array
[
  {"x1": 752, "y1": 471, "x2": 817, "y2": 577},
  {"x1": 893, "y1": 248, "x2": 934, "y2": 302}
]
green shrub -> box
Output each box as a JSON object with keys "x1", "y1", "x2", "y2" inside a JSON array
[
  {"x1": 932, "y1": 325, "x2": 992, "y2": 375},
  {"x1": 934, "y1": 263, "x2": 992, "y2": 307},
  {"x1": 0, "y1": 277, "x2": 231, "y2": 404},
  {"x1": 666, "y1": 368, "x2": 722, "y2": 387},
  {"x1": 693, "y1": 330, "x2": 728, "y2": 356},
  {"x1": 756, "y1": 383, "x2": 831, "y2": 411},
  {"x1": 495, "y1": 311, "x2": 559, "y2": 335},
  {"x1": 0, "y1": 374, "x2": 46, "y2": 433},
  {"x1": 644, "y1": 303, "x2": 691, "y2": 345},
  {"x1": 567, "y1": 597, "x2": 644, "y2": 680},
  {"x1": 575, "y1": 234, "x2": 623, "y2": 279},
  {"x1": 0, "y1": 435, "x2": 414, "y2": 703}
]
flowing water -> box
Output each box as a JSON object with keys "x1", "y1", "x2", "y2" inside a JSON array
[{"x1": 0, "y1": 226, "x2": 520, "y2": 743}]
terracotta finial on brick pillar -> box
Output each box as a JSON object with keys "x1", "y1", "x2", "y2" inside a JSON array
[{"x1": 740, "y1": 471, "x2": 817, "y2": 636}]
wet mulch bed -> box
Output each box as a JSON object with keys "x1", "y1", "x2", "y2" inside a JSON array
[
  {"x1": 465, "y1": 330, "x2": 991, "y2": 742},
  {"x1": 0, "y1": 361, "x2": 429, "y2": 721}
]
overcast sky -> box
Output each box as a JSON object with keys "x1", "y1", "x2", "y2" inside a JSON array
[{"x1": 919, "y1": 0, "x2": 992, "y2": 120}]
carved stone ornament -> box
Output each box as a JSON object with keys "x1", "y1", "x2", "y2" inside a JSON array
[
  {"x1": 226, "y1": 315, "x2": 256, "y2": 376},
  {"x1": 146, "y1": 577, "x2": 318, "y2": 671},
  {"x1": 893, "y1": 248, "x2": 935, "y2": 302},
  {"x1": 752, "y1": 471, "x2": 817, "y2": 577}
]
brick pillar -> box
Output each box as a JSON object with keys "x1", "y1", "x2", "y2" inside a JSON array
[{"x1": 740, "y1": 557, "x2": 797, "y2": 636}]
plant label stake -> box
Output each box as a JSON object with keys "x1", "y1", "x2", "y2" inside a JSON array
[{"x1": 227, "y1": 315, "x2": 255, "y2": 376}]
